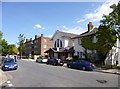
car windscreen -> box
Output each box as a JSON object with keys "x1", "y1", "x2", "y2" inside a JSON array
[{"x1": 4, "y1": 58, "x2": 16, "y2": 63}]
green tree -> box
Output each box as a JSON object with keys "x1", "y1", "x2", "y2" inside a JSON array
[
  {"x1": 8, "y1": 44, "x2": 18, "y2": 55},
  {"x1": 18, "y1": 34, "x2": 25, "y2": 59},
  {"x1": 0, "y1": 31, "x2": 2, "y2": 55},
  {"x1": 81, "y1": 2, "x2": 119, "y2": 64},
  {"x1": 96, "y1": 25, "x2": 117, "y2": 64},
  {"x1": 2, "y1": 39, "x2": 9, "y2": 56},
  {"x1": 100, "y1": 2, "x2": 120, "y2": 33},
  {"x1": 96, "y1": 2, "x2": 119, "y2": 64}
]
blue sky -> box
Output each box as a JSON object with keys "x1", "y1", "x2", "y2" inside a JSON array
[{"x1": 2, "y1": 0, "x2": 119, "y2": 45}]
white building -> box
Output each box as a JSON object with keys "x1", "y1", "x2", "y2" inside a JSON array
[
  {"x1": 105, "y1": 35, "x2": 120, "y2": 66},
  {"x1": 45, "y1": 30, "x2": 78, "y2": 60}
]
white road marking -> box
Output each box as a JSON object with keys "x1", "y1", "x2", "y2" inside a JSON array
[
  {"x1": 8, "y1": 83, "x2": 13, "y2": 87},
  {"x1": 5, "y1": 80, "x2": 14, "y2": 87},
  {"x1": 6, "y1": 80, "x2": 11, "y2": 84}
]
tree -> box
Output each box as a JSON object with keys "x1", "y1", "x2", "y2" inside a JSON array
[
  {"x1": 96, "y1": 2, "x2": 119, "y2": 64},
  {"x1": 80, "y1": 2, "x2": 119, "y2": 64},
  {"x1": 2, "y1": 39, "x2": 9, "y2": 56},
  {"x1": 96, "y1": 25, "x2": 117, "y2": 63},
  {"x1": 8, "y1": 44, "x2": 18, "y2": 55},
  {"x1": 17, "y1": 34, "x2": 25, "y2": 59},
  {"x1": 100, "y1": 2, "x2": 120, "y2": 33},
  {"x1": 0, "y1": 31, "x2": 2, "y2": 55}
]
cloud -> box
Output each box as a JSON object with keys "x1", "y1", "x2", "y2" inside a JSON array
[
  {"x1": 33, "y1": 24, "x2": 45, "y2": 30},
  {"x1": 59, "y1": 26, "x2": 85, "y2": 35},
  {"x1": 77, "y1": 0, "x2": 119, "y2": 23}
]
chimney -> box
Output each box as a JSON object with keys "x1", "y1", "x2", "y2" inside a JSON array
[
  {"x1": 26, "y1": 39, "x2": 28, "y2": 42},
  {"x1": 88, "y1": 22, "x2": 93, "y2": 32},
  {"x1": 35, "y1": 35, "x2": 37, "y2": 39},
  {"x1": 30, "y1": 38, "x2": 32, "y2": 41},
  {"x1": 41, "y1": 34, "x2": 43, "y2": 37}
]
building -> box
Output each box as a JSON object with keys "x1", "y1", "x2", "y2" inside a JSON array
[
  {"x1": 24, "y1": 34, "x2": 52, "y2": 59},
  {"x1": 105, "y1": 35, "x2": 120, "y2": 66},
  {"x1": 45, "y1": 30, "x2": 78, "y2": 60},
  {"x1": 72, "y1": 22, "x2": 98, "y2": 59},
  {"x1": 24, "y1": 38, "x2": 33, "y2": 58}
]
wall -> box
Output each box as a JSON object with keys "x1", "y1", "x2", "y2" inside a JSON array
[{"x1": 73, "y1": 38, "x2": 85, "y2": 58}]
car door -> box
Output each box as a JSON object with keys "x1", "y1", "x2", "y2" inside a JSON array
[{"x1": 75, "y1": 60, "x2": 82, "y2": 69}]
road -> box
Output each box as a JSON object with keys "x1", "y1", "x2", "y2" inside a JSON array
[{"x1": 3, "y1": 60, "x2": 119, "y2": 87}]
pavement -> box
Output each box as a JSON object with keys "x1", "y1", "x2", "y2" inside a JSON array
[
  {"x1": 0, "y1": 69, "x2": 7, "y2": 86},
  {"x1": 21, "y1": 59, "x2": 36, "y2": 62},
  {"x1": 94, "y1": 68, "x2": 120, "y2": 75}
]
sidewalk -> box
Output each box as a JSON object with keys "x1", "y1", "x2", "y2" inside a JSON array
[
  {"x1": 94, "y1": 68, "x2": 120, "y2": 75},
  {"x1": 0, "y1": 69, "x2": 7, "y2": 86},
  {"x1": 21, "y1": 59, "x2": 36, "y2": 62}
]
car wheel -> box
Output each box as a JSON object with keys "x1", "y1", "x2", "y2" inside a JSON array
[
  {"x1": 82, "y1": 67, "x2": 86, "y2": 71},
  {"x1": 67, "y1": 64, "x2": 71, "y2": 68},
  {"x1": 2, "y1": 67, "x2": 4, "y2": 71}
]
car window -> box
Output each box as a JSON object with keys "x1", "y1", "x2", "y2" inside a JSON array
[{"x1": 4, "y1": 58, "x2": 15, "y2": 63}]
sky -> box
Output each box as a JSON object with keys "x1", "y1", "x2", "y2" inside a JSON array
[{"x1": 1, "y1": 0, "x2": 119, "y2": 45}]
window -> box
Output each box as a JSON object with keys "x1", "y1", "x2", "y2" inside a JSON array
[
  {"x1": 57, "y1": 39, "x2": 59, "y2": 47},
  {"x1": 60, "y1": 40, "x2": 62, "y2": 48},
  {"x1": 54, "y1": 41, "x2": 57, "y2": 48},
  {"x1": 92, "y1": 36, "x2": 97, "y2": 43},
  {"x1": 78, "y1": 38, "x2": 81, "y2": 45},
  {"x1": 77, "y1": 52, "x2": 79, "y2": 56},
  {"x1": 54, "y1": 39, "x2": 62, "y2": 48}
]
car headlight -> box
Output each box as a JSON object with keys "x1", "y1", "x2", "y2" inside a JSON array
[
  {"x1": 5, "y1": 65, "x2": 9, "y2": 67},
  {"x1": 14, "y1": 64, "x2": 18, "y2": 66}
]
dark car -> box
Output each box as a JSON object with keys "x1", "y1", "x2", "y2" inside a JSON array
[
  {"x1": 47, "y1": 58, "x2": 64, "y2": 66},
  {"x1": 36, "y1": 57, "x2": 43, "y2": 63},
  {"x1": 1, "y1": 58, "x2": 18, "y2": 71},
  {"x1": 67, "y1": 60, "x2": 96, "y2": 71}
]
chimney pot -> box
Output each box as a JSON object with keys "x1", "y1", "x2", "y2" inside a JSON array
[{"x1": 88, "y1": 22, "x2": 93, "y2": 32}]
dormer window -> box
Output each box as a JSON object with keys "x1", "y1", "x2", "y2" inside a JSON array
[
  {"x1": 54, "y1": 39, "x2": 62, "y2": 48},
  {"x1": 78, "y1": 38, "x2": 81, "y2": 45},
  {"x1": 92, "y1": 36, "x2": 97, "y2": 43}
]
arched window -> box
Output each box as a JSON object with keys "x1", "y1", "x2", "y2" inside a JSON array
[
  {"x1": 57, "y1": 39, "x2": 59, "y2": 47},
  {"x1": 54, "y1": 41, "x2": 57, "y2": 48},
  {"x1": 54, "y1": 39, "x2": 62, "y2": 48},
  {"x1": 60, "y1": 40, "x2": 62, "y2": 48}
]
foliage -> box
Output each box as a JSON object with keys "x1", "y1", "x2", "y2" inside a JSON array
[
  {"x1": 17, "y1": 34, "x2": 25, "y2": 58},
  {"x1": 81, "y1": 2, "x2": 119, "y2": 64},
  {"x1": 0, "y1": 31, "x2": 2, "y2": 55},
  {"x1": 8, "y1": 44, "x2": 18, "y2": 55},
  {"x1": 101, "y1": 65, "x2": 120, "y2": 69},
  {"x1": 96, "y1": 26, "x2": 117, "y2": 55},
  {"x1": 2, "y1": 39, "x2": 9, "y2": 56},
  {"x1": 100, "y1": 2, "x2": 120, "y2": 32},
  {"x1": 81, "y1": 35, "x2": 97, "y2": 50}
]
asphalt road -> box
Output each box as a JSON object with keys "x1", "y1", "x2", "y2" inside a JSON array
[{"x1": 4, "y1": 60, "x2": 119, "y2": 87}]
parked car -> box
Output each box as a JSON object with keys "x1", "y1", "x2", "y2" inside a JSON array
[
  {"x1": 47, "y1": 58, "x2": 64, "y2": 66},
  {"x1": 36, "y1": 57, "x2": 48, "y2": 63},
  {"x1": 36, "y1": 57, "x2": 43, "y2": 63},
  {"x1": 1, "y1": 58, "x2": 18, "y2": 71},
  {"x1": 67, "y1": 60, "x2": 96, "y2": 71}
]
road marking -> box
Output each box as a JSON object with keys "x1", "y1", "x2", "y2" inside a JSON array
[
  {"x1": 6, "y1": 80, "x2": 11, "y2": 84},
  {"x1": 5, "y1": 80, "x2": 14, "y2": 87},
  {"x1": 8, "y1": 83, "x2": 13, "y2": 87}
]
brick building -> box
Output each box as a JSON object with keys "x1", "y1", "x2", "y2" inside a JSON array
[{"x1": 24, "y1": 34, "x2": 52, "y2": 59}]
